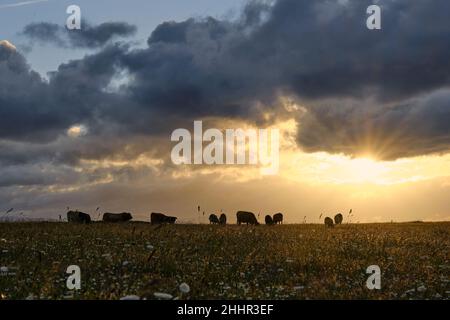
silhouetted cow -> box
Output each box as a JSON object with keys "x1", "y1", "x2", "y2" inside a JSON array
[
  {"x1": 67, "y1": 211, "x2": 91, "y2": 224},
  {"x1": 265, "y1": 215, "x2": 274, "y2": 225},
  {"x1": 273, "y1": 213, "x2": 283, "y2": 224},
  {"x1": 334, "y1": 213, "x2": 343, "y2": 225},
  {"x1": 219, "y1": 213, "x2": 227, "y2": 225},
  {"x1": 236, "y1": 211, "x2": 259, "y2": 225},
  {"x1": 102, "y1": 212, "x2": 133, "y2": 223},
  {"x1": 209, "y1": 214, "x2": 219, "y2": 224},
  {"x1": 151, "y1": 212, "x2": 177, "y2": 225},
  {"x1": 324, "y1": 217, "x2": 334, "y2": 227}
]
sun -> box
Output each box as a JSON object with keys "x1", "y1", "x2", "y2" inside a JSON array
[{"x1": 345, "y1": 156, "x2": 390, "y2": 184}]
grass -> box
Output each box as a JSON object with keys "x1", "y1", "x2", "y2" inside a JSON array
[{"x1": 0, "y1": 222, "x2": 449, "y2": 300}]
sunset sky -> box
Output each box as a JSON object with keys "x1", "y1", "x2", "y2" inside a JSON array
[{"x1": 1, "y1": 0, "x2": 450, "y2": 223}]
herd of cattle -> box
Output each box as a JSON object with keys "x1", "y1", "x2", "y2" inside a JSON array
[
  {"x1": 67, "y1": 210, "x2": 344, "y2": 226},
  {"x1": 207, "y1": 211, "x2": 283, "y2": 225},
  {"x1": 67, "y1": 210, "x2": 176, "y2": 224},
  {"x1": 324, "y1": 213, "x2": 343, "y2": 227}
]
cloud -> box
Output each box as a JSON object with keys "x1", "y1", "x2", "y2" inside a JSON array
[
  {"x1": 22, "y1": 21, "x2": 137, "y2": 48},
  {"x1": 296, "y1": 89, "x2": 450, "y2": 160},
  {"x1": 1, "y1": 0, "x2": 450, "y2": 193},
  {"x1": 0, "y1": 40, "x2": 17, "y2": 51},
  {"x1": 0, "y1": 0, "x2": 49, "y2": 10}
]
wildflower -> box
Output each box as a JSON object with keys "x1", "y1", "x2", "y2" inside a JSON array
[
  {"x1": 417, "y1": 285, "x2": 426, "y2": 292},
  {"x1": 179, "y1": 282, "x2": 190, "y2": 294},
  {"x1": 120, "y1": 295, "x2": 140, "y2": 300},
  {"x1": 154, "y1": 292, "x2": 173, "y2": 300}
]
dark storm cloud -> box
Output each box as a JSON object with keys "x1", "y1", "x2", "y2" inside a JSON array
[
  {"x1": 0, "y1": 41, "x2": 117, "y2": 142},
  {"x1": 297, "y1": 89, "x2": 450, "y2": 160},
  {"x1": 0, "y1": 42, "x2": 59, "y2": 141},
  {"x1": 1, "y1": 0, "x2": 450, "y2": 183},
  {"x1": 22, "y1": 21, "x2": 137, "y2": 48},
  {"x1": 115, "y1": 0, "x2": 450, "y2": 123}
]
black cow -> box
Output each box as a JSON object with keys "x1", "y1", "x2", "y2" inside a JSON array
[
  {"x1": 334, "y1": 213, "x2": 343, "y2": 225},
  {"x1": 265, "y1": 215, "x2": 274, "y2": 225},
  {"x1": 151, "y1": 212, "x2": 177, "y2": 225},
  {"x1": 219, "y1": 213, "x2": 227, "y2": 225},
  {"x1": 102, "y1": 212, "x2": 133, "y2": 223},
  {"x1": 67, "y1": 211, "x2": 91, "y2": 224},
  {"x1": 209, "y1": 214, "x2": 219, "y2": 224},
  {"x1": 236, "y1": 211, "x2": 259, "y2": 225},
  {"x1": 324, "y1": 217, "x2": 334, "y2": 227},
  {"x1": 273, "y1": 213, "x2": 283, "y2": 224}
]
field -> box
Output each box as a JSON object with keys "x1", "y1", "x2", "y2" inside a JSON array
[{"x1": 0, "y1": 222, "x2": 449, "y2": 300}]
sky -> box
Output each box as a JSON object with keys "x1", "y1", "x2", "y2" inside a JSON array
[{"x1": 1, "y1": 0, "x2": 450, "y2": 223}]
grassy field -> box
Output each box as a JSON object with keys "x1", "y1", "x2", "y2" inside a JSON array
[{"x1": 0, "y1": 222, "x2": 448, "y2": 300}]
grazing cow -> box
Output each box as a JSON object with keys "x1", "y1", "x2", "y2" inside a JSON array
[
  {"x1": 151, "y1": 212, "x2": 177, "y2": 225},
  {"x1": 219, "y1": 213, "x2": 227, "y2": 225},
  {"x1": 334, "y1": 213, "x2": 343, "y2": 225},
  {"x1": 273, "y1": 213, "x2": 283, "y2": 224},
  {"x1": 102, "y1": 212, "x2": 133, "y2": 223},
  {"x1": 209, "y1": 214, "x2": 219, "y2": 224},
  {"x1": 324, "y1": 217, "x2": 334, "y2": 227},
  {"x1": 265, "y1": 215, "x2": 274, "y2": 225},
  {"x1": 236, "y1": 211, "x2": 259, "y2": 225},
  {"x1": 67, "y1": 211, "x2": 91, "y2": 224}
]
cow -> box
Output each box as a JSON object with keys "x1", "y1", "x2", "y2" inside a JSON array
[
  {"x1": 102, "y1": 212, "x2": 133, "y2": 223},
  {"x1": 265, "y1": 215, "x2": 274, "y2": 225},
  {"x1": 67, "y1": 210, "x2": 91, "y2": 224},
  {"x1": 209, "y1": 214, "x2": 219, "y2": 224},
  {"x1": 273, "y1": 213, "x2": 283, "y2": 224},
  {"x1": 334, "y1": 213, "x2": 343, "y2": 225},
  {"x1": 236, "y1": 211, "x2": 259, "y2": 225},
  {"x1": 219, "y1": 213, "x2": 227, "y2": 225},
  {"x1": 151, "y1": 212, "x2": 177, "y2": 225},
  {"x1": 324, "y1": 217, "x2": 334, "y2": 227}
]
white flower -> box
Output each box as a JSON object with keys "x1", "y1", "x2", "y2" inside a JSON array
[
  {"x1": 404, "y1": 288, "x2": 415, "y2": 294},
  {"x1": 120, "y1": 295, "x2": 140, "y2": 300},
  {"x1": 0, "y1": 266, "x2": 8, "y2": 273},
  {"x1": 102, "y1": 253, "x2": 112, "y2": 260},
  {"x1": 154, "y1": 292, "x2": 173, "y2": 300},
  {"x1": 146, "y1": 244, "x2": 154, "y2": 250},
  {"x1": 179, "y1": 282, "x2": 190, "y2": 294}
]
